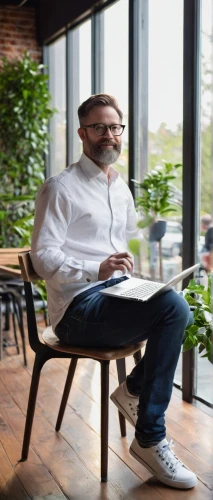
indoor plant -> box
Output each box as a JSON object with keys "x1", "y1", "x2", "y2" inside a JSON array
[
  {"x1": 132, "y1": 160, "x2": 182, "y2": 230},
  {"x1": 129, "y1": 161, "x2": 182, "y2": 279},
  {"x1": 0, "y1": 52, "x2": 56, "y2": 248},
  {"x1": 183, "y1": 277, "x2": 213, "y2": 363}
]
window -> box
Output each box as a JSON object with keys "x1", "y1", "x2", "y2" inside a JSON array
[
  {"x1": 138, "y1": 0, "x2": 183, "y2": 293},
  {"x1": 195, "y1": 0, "x2": 213, "y2": 406},
  {"x1": 67, "y1": 20, "x2": 92, "y2": 164},
  {"x1": 103, "y1": 0, "x2": 129, "y2": 182},
  {"x1": 79, "y1": 21, "x2": 92, "y2": 104},
  {"x1": 44, "y1": 0, "x2": 212, "y2": 408},
  {"x1": 143, "y1": 0, "x2": 184, "y2": 386},
  {"x1": 48, "y1": 36, "x2": 66, "y2": 176}
]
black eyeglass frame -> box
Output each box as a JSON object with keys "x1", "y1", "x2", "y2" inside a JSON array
[{"x1": 81, "y1": 123, "x2": 126, "y2": 136}]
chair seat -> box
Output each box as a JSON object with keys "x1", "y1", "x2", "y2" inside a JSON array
[{"x1": 42, "y1": 325, "x2": 146, "y2": 361}]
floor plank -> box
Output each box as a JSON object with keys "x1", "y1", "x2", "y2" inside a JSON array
[
  {"x1": 43, "y1": 357, "x2": 213, "y2": 492},
  {"x1": 0, "y1": 339, "x2": 212, "y2": 499},
  {"x1": 0, "y1": 387, "x2": 67, "y2": 499},
  {"x1": 15, "y1": 351, "x2": 213, "y2": 491},
  {"x1": 0, "y1": 442, "x2": 30, "y2": 500}
]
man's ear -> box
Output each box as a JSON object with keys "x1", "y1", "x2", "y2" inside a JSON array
[{"x1": 78, "y1": 127, "x2": 86, "y2": 142}]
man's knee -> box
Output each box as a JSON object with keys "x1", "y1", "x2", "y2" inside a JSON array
[{"x1": 166, "y1": 289, "x2": 191, "y2": 325}]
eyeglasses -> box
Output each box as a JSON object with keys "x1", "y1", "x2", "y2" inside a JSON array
[{"x1": 82, "y1": 123, "x2": 125, "y2": 136}]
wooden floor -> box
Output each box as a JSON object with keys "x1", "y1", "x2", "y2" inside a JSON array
[{"x1": 0, "y1": 326, "x2": 213, "y2": 500}]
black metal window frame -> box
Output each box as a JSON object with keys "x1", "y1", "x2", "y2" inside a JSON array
[
  {"x1": 182, "y1": 0, "x2": 204, "y2": 405},
  {"x1": 129, "y1": 0, "x2": 148, "y2": 196},
  {"x1": 42, "y1": 45, "x2": 50, "y2": 179},
  {"x1": 91, "y1": 11, "x2": 105, "y2": 94},
  {"x1": 66, "y1": 29, "x2": 80, "y2": 166}
]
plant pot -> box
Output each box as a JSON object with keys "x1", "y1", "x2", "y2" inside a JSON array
[{"x1": 149, "y1": 220, "x2": 167, "y2": 242}]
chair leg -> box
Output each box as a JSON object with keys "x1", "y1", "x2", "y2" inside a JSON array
[
  {"x1": 14, "y1": 299, "x2": 27, "y2": 366},
  {"x1": 133, "y1": 349, "x2": 141, "y2": 365},
  {"x1": 43, "y1": 307, "x2": 49, "y2": 327},
  {"x1": 4, "y1": 302, "x2": 10, "y2": 331},
  {"x1": 100, "y1": 360, "x2": 109, "y2": 482},
  {"x1": 0, "y1": 297, "x2": 2, "y2": 361},
  {"x1": 55, "y1": 358, "x2": 78, "y2": 431},
  {"x1": 116, "y1": 358, "x2": 127, "y2": 437},
  {"x1": 11, "y1": 309, "x2": 20, "y2": 355},
  {"x1": 21, "y1": 355, "x2": 42, "y2": 460}
]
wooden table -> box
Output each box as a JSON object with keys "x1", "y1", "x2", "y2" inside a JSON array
[{"x1": 0, "y1": 247, "x2": 30, "y2": 268}]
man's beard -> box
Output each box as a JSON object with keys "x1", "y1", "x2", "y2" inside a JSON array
[{"x1": 87, "y1": 138, "x2": 121, "y2": 165}]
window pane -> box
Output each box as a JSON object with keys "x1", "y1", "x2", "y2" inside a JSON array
[
  {"x1": 68, "y1": 20, "x2": 92, "y2": 163},
  {"x1": 148, "y1": 0, "x2": 183, "y2": 277},
  {"x1": 139, "y1": 1, "x2": 183, "y2": 289},
  {"x1": 103, "y1": 0, "x2": 129, "y2": 182},
  {"x1": 195, "y1": 0, "x2": 213, "y2": 405},
  {"x1": 48, "y1": 36, "x2": 66, "y2": 176},
  {"x1": 141, "y1": 1, "x2": 184, "y2": 385},
  {"x1": 79, "y1": 21, "x2": 92, "y2": 104}
]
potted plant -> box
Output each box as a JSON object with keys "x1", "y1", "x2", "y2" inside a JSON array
[{"x1": 129, "y1": 161, "x2": 182, "y2": 279}]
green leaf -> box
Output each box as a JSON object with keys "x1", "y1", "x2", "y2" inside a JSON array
[
  {"x1": 137, "y1": 215, "x2": 154, "y2": 228},
  {"x1": 128, "y1": 239, "x2": 141, "y2": 257},
  {"x1": 22, "y1": 89, "x2": 29, "y2": 99},
  {"x1": 183, "y1": 336, "x2": 195, "y2": 352},
  {"x1": 202, "y1": 290, "x2": 210, "y2": 305},
  {"x1": 186, "y1": 324, "x2": 199, "y2": 336}
]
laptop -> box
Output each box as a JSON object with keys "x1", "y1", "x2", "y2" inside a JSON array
[{"x1": 99, "y1": 263, "x2": 199, "y2": 302}]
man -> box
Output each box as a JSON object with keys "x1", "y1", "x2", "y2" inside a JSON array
[{"x1": 31, "y1": 94, "x2": 197, "y2": 489}]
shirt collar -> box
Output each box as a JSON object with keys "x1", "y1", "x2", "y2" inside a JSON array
[{"x1": 78, "y1": 153, "x2": 120, "y2": 182}]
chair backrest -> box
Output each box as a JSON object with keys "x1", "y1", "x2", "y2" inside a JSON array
[
  {"x1": 18, "y1": 251, "x2": 44, "y2": 353},
  {"x1": 18, "y1": 251, "x2": 41, "y2": 282}
]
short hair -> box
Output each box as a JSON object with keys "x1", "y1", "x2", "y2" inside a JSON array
[
  {"x1": 201, "y1": 213, "x2": 212, "y2": 227},
  {"x1": 78, "y1": 93, "x2": 123, "y2": 125}
]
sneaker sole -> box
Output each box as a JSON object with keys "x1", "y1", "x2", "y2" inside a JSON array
[
  {"x1": 129, "y1": 446, "x2": 197, "y2": 489},
  {"x1": 110, "y1": 393, "x2": 136, "y2": 427}
]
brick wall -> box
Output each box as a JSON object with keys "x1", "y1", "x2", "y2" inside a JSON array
[{"x1": 0, "y1": 6, "x2": 41, "y2": 64}]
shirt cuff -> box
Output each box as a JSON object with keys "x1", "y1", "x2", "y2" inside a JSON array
[{"x1": 83, "y1": 260, "x2": 100, "y2": 283}]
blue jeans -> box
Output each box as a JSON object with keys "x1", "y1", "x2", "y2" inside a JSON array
[{"x1": 55, "y1": 277, "x2": 191, "y2": 447}]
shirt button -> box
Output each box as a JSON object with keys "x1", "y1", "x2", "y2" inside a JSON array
[{"x1": 86, "y1": 278, "x2": 91, "y2": 282}]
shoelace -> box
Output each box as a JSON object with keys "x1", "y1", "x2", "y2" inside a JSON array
[
  {"x1": 157, "y1": 440, "x2": 183, "y2": 472},
  {"x1": 128, "y1": 401, "x2": 139, "y2": 418}
]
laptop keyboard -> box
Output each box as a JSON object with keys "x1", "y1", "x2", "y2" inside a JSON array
[{"x1": 120, "y1": 281, "x2": 163, "y2": 299}]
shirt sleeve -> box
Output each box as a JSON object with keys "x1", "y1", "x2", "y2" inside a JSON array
[
  {"x1": 126, "y1": 189, "x2": 144, "y2": 243},
  {"x1": 31, "y1": 179, "x2": 100, "y2": 284}
]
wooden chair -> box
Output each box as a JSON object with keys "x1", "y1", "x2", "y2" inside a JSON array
[
  {"x1": 0, "y1": 260, "x2": 47, "y2": 365},
  {"x1": 0, "y1": 261, "x2": 27, "y2": 365},
  {"x1": 0, "y1": 282, "x2": 27, "y2": 365},
  {"x1": 18, "y1": 251, "x2": 145, "y2": 482}
]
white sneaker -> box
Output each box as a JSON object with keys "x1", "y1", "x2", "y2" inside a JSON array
[
  {"x1": 130, "y1": 437, "x2": 197, "y2": 489},
  {"x1": 110, "y1": 382, "x2": 139, "y2": 426}
]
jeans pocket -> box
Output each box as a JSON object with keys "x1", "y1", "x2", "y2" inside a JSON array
[{"x1": 55, "y1": 314, "x2": 86, "y2": 345}]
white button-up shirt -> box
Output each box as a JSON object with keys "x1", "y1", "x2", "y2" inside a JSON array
[{"x1": 31, "y1": 153, "x2": 139, "y2": 330}]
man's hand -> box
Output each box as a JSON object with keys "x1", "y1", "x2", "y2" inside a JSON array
[{"x1": 98, "y1": 252, "x2": 134, "y2": 281}]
